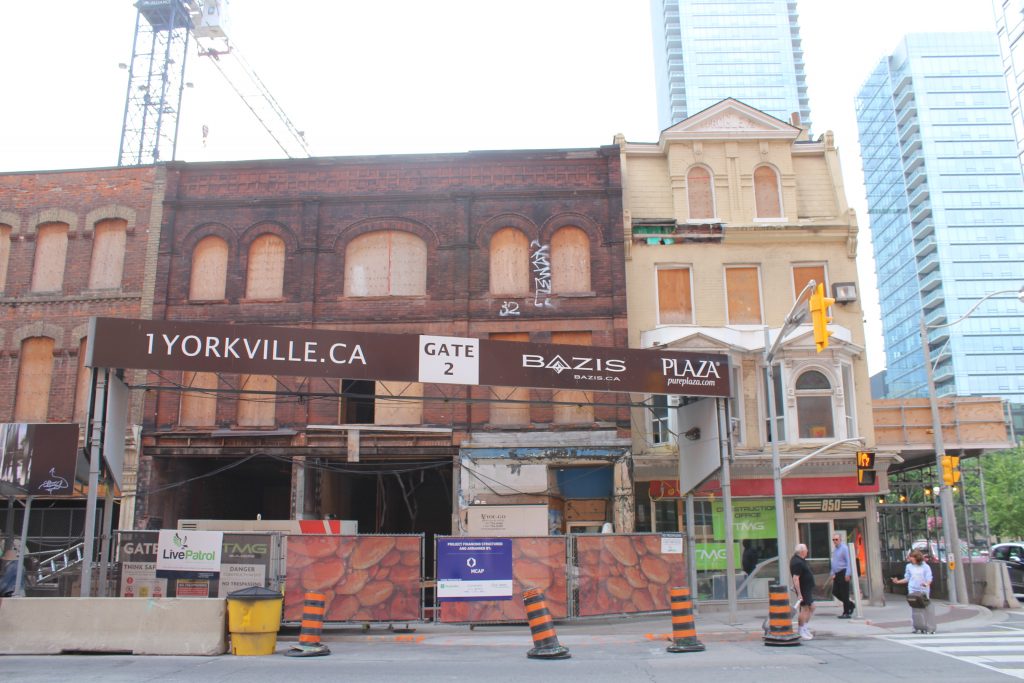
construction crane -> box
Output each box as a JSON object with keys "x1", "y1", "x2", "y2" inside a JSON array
[{"x1": 118, "y1": 0, "x2": 311, "y2": 167}]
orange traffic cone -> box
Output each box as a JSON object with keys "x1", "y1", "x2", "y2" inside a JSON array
[
  {"x1": 523, "y1": 588, "x2": 570, "y2": 659},
  {"x1": 666, "y1": 586, "x2": 705, "y2": 653},
  {"x1": 285, "y1": 591, "x2": 331, "y2": 657},
  {"x1": 763, "y1": 583, "x2": 801, "y2": 647}
]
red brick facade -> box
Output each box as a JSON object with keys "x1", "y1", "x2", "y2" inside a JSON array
[
  {"x1": 0, "y1": 166, "x2": 158, "y2": 423},
  {"x1": 136, "y1": 149, "x2": 629, "y2": 530}
]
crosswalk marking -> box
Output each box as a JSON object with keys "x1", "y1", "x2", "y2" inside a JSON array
[{"x1": 880, "y1": 630, "x2": 1024, "y2": 680}]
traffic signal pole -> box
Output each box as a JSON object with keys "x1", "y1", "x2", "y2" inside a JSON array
[
  {"x1": 920, "y1": 313, "x2": 967, "y2": 605},
  {"x1": 763, "y1": 279, "x2": 817, "y2": 584}
]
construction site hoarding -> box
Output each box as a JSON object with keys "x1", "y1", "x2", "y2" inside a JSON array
[
  {"x1": 283, "y1": 535, "x2": 422, "y2": 623},
  {"x1": 85, "y1": 317, "x2": 730, "y2": 397},
  {"x1": 575, "y1": 534, "x2": 686, "y2": 617}
]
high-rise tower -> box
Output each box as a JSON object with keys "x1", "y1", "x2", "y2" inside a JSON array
[
  {"x1": 649, "y1": 0, "x2": 811, "y2": 131},
  {"x1": 855, "y1": 33, "x2": 1024, "y2": 404}
]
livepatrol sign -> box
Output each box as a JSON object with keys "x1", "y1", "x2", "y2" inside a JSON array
[{"x1": 86, "y1": 317, "x2": 731, "y2": 397}]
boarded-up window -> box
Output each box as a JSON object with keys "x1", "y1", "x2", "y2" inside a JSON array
[
  {"x1": 725, "y1": 266, "x2": 762, "y2": 324},
  {"x1": 74, "y1": 338, "x2": 91, "y2": 423},
  {"x1": 375, "y1": 381, "x2": 423, "y2": 425},
  {"x1": 550, "y1": 227, "x2": 591, "y2": 293},
  {"x1": 489, "y1": 227, "x2": 529, "y2": 295},
  {"x1": 792, "y1": 264, "x2": 826, "y2": 301},
  {"x1": 14, "y1": 337, "x2": 54, "y2": 422},
  {"x1": 245, "y1": 233, "x2": 286, "y2": 299},
  {"x1": 237, "y1": 374, "x2": 276, "y2": 426},
  {"x1": 31, "y1": 223, "x2": 68, "y2": 293},
  {"x1": 754, "y1": 166, "x2": 782, "y2": 219},
  {"x1": 345, "y1": 231, "x2": 427, "y2": 296},
  {"x1": 489, "y1": 332, "x2": 530, "y2": 425},
  {"x1": 0, "y1": 224, "x2": 11, "y2": 292},
  {"x1": 88, "y1": 219, "x2": 127, "y2": 289},
  {"x1": 190, "y1": 236, "x2": 228, "y2": 300},
  {"x1": 687, "y1": 166, "x2": 715, "y2": 220},
  {"x1": 656, "y1": 267, "x2": 693, "y2": 325},
  {"x1": 180, "y1": 371, "x2": 218, "y2": 427},
  {"x1": 552, "y1": 331, "x2": 593, "y2": 424}
]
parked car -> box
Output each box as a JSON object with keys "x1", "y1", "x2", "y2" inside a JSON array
[
  {"x1": 990, "y1": 542, "x2": 1024, "y2": 600},
  {"x1": 909, "y1": 538, "x2": 971, "y2": 563}
]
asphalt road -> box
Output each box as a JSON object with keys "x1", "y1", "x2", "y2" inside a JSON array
[{"x1": 4, "y1": 618, "x2": 1024, "y2": 683}]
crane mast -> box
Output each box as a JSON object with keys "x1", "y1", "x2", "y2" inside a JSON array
[{"x1": 118, "y1": 0, "x2": 311, "y2": 166}]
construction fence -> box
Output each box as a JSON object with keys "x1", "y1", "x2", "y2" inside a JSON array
[{"x1": 110, "y1": 531, "x2": 688, "y2": 624}]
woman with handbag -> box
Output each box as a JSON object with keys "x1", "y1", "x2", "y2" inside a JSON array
[{"x1": 893, "y1": 549, "x2": 935, "y2": 633}]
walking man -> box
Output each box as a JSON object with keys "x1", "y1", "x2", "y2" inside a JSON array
[
  {"x1": 790, "y1": 543, "x2": 816, "y2": 640},
  {"x1": 831, "y1": 533, "x2": 855, "y2": 618}
]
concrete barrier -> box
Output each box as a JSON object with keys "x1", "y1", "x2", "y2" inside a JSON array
[
  {"x1": 0, "y1": 597, "x2": 227, "y2": 655},
  {"x1": 980, "y1": 562, "x2": 1022, "y2": 610}
]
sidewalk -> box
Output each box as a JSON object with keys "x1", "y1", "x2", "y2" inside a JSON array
[{"x1": 308, "y1": 597, "x2": 1017, "y2": 647}]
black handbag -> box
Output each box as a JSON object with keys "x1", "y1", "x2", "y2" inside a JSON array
[{"x1": 907, "y1": 592, "x2": 930, "y2": 608}]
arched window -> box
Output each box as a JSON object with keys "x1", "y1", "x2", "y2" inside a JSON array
[
  {"x1": 189, "y1": 236, "x2": 229, "y2": 301},
  {"x1": 15, "y1": 337, "x2": 55, "y2": 421},
  {"x1": 31, "y1": 223, "x2": 69, "y2": 292},
  {"x1": 180, "y1": 371, "x2": 218, "y2": 427},
  {"x1": 237, "y1": 374, "x2": 276, "y2": 426},
  {"x1": 74, "y1": 338, "x2": 91, "y2": 423},
  {"x1": 550, "y1": 226, "x2": 591, "y2": 293},
  {"x1": 753, "y1": 166, "x2": 783, "y2": 219},
  {"x1": 489, "y1": 227, "x2": 529, "y2": 295},
  {"x1": 345, "y1": 231, "x2": 427, "y2": 296},
  {"x1": 0, "y1": 224, "x2": 11, "y2": 292},
  {"x1": 88, "y1": 219, "x2": 127, "y2": 289},
  {"x1": 245, "y1": 233, "x2": 286, "y2": 299},
  {"x1": 687, "y1": 166, "x2": 716, "y2": 220},
  {"x1": 795, "y1": 369, "x2": 834, "y2": 439}
]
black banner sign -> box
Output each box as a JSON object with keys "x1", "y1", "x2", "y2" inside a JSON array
[{"x1": 86, "y1": 317, "x2": 731, "y2": 397}]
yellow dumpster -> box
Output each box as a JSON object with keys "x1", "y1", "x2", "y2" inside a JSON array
[{"x1": 226, "y1": 586, "x2": 284, "y2": 656}]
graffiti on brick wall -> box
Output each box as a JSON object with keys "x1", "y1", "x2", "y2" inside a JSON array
[
  {"x1": 530, "y1": 240, "x2": 554, "y2": 309},
  {"x1": 498, "y1": 301, "x2": 520, "y2": 317}
]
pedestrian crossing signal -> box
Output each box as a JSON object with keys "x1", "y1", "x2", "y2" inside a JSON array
[{"x1": 856, "y1": 450, "x2": 876, "y2": 486}]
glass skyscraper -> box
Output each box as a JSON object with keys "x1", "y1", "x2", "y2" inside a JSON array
[
  {"x1": 649, "y1": 0, "x2": 811, "y2": 131},
  {"x1": 856, "y1": 33, "x2": 1024, "y2": 404},
  {"x1": 993, "y1": 0, "x2": 1024, "y2": 172}
]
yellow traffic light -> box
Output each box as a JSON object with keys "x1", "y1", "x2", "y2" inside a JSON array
[
  {"x1": 808, "y1": 283, "x2": 835, "y2": 352},
  {"x1": 941, "y1": 455, "x2": 961, "y2": 487}
]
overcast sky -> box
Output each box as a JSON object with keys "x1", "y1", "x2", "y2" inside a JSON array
[{"x1": 0, "y1": 1, "x2": 999, "y2": 373}]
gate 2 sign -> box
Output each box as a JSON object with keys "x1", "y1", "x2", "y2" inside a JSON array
[
  {"x1": 436, "y1": 538, "x2": 513, "y2": 601},
  {"x1": 85, "y1": 317, "x2": 731, "y2": 397}
]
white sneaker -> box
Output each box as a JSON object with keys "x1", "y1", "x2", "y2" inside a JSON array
[{"x1": 800, "y1": 627, "x2": 814, "y2": 640}]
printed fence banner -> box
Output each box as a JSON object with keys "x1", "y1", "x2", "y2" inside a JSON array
[
  {"x1": 575, "y1": 534, "x2": 686, "y2": 617},
  {"x1": 284, "y1": 535, "x2": 422, "y2": 622}
]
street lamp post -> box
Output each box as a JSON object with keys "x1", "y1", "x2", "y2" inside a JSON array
[{"x1": 919, "y1": 285, "x2": 1024, "y2": 605}]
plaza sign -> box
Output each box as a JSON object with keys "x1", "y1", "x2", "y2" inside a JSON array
[{"x1": 86, "y1": 317, "x2": 731, "y2": 397}]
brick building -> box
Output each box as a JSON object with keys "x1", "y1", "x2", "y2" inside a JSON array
[
  {"x1": 0, "y1": 166, "x2": 164, "y2": 539},
  {"x1": 136, "y1": 148, "x2": 630, "y2": 538}
]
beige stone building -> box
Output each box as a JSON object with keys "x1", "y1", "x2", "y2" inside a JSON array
[{"x1": 618, "y1": 99, "x2": 886, "y2": 603}]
